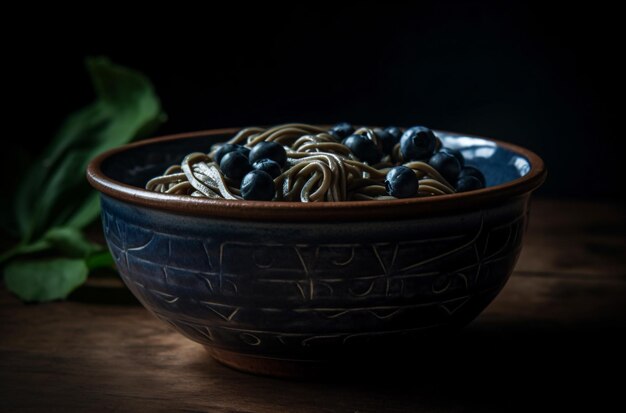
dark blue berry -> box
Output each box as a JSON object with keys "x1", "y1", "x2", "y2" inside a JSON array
[
  {"x1": 214, "y1": 144, "x2": 250, "y2": 164},
  {"x1": 400, "y1": 126, "x2": 437, "y2": 161},
  {"x1": 328, "y1": 122, "x2": 355, "y2": 140},
  {"x1": 458, "y1": 166, "x2": 486, "y2": 187},
  {"x1": 385, "y1": 166, "x2": 419, "y2": 198},
  {"x1": 456, "y1": 175, "x2": 484, "y2": 193},
  {"x1": 252, "y1": 158, "x2": 282, "y2": 179},
  {"x1": 240, "y1": 170, "x2": 276, "y2": 201},
  {"x1": 249, "y1": 141, "x2": 287, "y2": 167},
  {"x1": 342, "y1": 134, "x2": 382, "y2": 164},
  {"x1": 428, "y1": 151, "x2": 461, "y2": 184},
  {"x1": 376, "y1": 128, "x2": 400, "y2": 155},
  {"x1": 219, "y1": 151, "x2": 252, "y2": 181},
  {"x1": 384, "y1": 126, "x2": 403, "y2": 142},
  {"x1": 440, "y1": 147, "x2": 465, "y2": 168}
]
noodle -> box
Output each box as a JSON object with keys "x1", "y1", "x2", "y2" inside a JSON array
[{"x1": 145, "y1": 123, "x2": 458, "y2": 202}]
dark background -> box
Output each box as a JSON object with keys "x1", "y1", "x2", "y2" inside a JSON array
[{"x1": 8, "y1": 2, "x2": 621, "y2": 199}]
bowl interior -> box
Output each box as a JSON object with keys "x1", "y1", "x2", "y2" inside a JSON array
[{"x1": 100, "y1": 131, "x2": 531, "y2": 189}]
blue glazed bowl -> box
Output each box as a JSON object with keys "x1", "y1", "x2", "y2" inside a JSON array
[{"x1": 87, "y1": 128, "x2": 546, "y2": 377}]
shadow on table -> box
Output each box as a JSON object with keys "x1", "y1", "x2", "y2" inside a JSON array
[{"x1": 185, "y1": 319, "x2": 625, "y2": 412}]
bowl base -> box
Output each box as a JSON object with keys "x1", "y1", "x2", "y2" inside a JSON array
[
  {"x1": 204, "y1": 313, "x2": 492, "y2": 378},
  {"x1": 208, "y1": 347, "x2": 330, "y2": 379}
]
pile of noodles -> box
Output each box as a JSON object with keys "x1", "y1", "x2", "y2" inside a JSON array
[{"x1": 145, "y1": 123, "x2": 455, "y2": 202}]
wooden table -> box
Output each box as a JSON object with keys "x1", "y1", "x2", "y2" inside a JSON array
[{"x1": 1, "y1": 199, "x2": 625, "y2": 412}]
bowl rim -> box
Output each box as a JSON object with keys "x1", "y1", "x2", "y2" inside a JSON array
[{"x1": 86, "y1": 127, "x2": 547, "y2": 221}]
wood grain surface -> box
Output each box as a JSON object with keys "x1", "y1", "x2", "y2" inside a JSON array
[{"x1": 1, "y1": 199, "x2": 625, "y2": 412}]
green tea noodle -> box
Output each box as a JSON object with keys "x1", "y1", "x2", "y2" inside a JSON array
[{"x1": 146, "y1": 123, "x2": 455, "y2": 202}]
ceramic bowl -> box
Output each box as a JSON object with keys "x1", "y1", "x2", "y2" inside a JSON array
[{"x1": 86, "y1": 128, "x2": 546, "y2": 377}]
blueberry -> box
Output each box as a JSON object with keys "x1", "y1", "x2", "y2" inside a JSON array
[
  {"x1": 456, "y1": 175, "x2": 484, "y2": 193},
  {"x1": 385, "y1": 166, "x2": 419, "y2": 198},
  {"x1": 384, "y1": 126, "x2": 403, "y2": 142},
  {"x1": 252, "y1": 158, "x2": 282, "y2": 179},
  {"x1": 458, "y1": 166, "x2": 486, "y2": 187},
  {"x1": 328, "y1": 122, "x2": 355, "y2": 140},
  {"x1": 219, "y1": 151, "x2": 252, "y2": 181},
  {"x1": 400, "y1": 126, "x2": 437, "y2": 161},
  {"x1": 240, "y1": 170, "x2": 276, "y2": 201},
  {"x1": 342, "y1": 134, "x2": 382, "y2": 164},
  {"x1": 376, "y1": 128, "x2": 400, "y2": 155},
  {"x1": 214, "y1": 144, "x2": 249, "y2": 164},
  {"x1": 249, "y1": 141, "x2": 287, "y2": 167},
  {"x1": 440, "y1": 147, "x2": 465, "y2": 168},
  {"x1": 428, "y1": 151, "x2": 461, "y2": 184}
]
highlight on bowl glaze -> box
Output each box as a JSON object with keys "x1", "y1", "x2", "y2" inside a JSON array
[{"x1": 87, "y1": 128, "x2": 546, "y2": 377}]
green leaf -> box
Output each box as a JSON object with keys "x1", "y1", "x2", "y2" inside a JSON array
[
  {"x1": 4, "y1": 258, "x2": 88, "y2": 302},
  {"x1": 0, "y1": 240, "x2": 51, "y2": 265},
  {"x1": 4, "y1": 58, "x2": 163, "y2": 303},
  {"x1": 85, "y1": 250, "x2": 115, "y2": 270},
  {"x1": 14, "y1": 57, "x2": 163, "y2": 242},
  {"x1": 42, "y1": 227, "x2": 102, "y2": 258},
  {"x1": 0, "y1": 227, "x2": 102, "y2": 265}
]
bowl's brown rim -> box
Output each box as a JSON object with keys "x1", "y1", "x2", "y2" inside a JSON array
[{"x1": 86, "y1": 127, "x2": 547, "y2": 222}]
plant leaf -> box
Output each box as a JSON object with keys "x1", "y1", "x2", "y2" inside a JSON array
[
  {"x1": 4, "y1": 258, "x2": 88, "y2": 302},
  {"x1": 42, "y1": 227, "x2": 102, "y2": 258},
  {"x1": 0, "y1": 226, "x2": 102, "y2": 265},
  {"x1": 14, "y1": 57, "x2": 163, "y2": 242},
  {"x1": 85, "y1": 250, "x2": 115, "y2": 271},
  {"x1": 0, "y1": 240, "x2": 51, "y2": 265}
]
